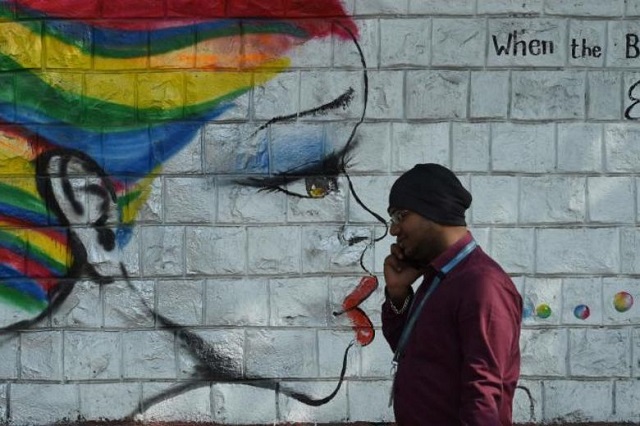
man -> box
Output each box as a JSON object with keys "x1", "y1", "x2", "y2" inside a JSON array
[{"x1": 382, "y1": 163, "x2": 522, "y2": 425}]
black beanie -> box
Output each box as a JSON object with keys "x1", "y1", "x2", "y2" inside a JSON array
[{"x1": 389, "y1": 164, "x2": 472, "y2": 226}]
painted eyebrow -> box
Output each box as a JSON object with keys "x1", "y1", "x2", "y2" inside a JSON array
[{"x1": 250, "y1": 87, "x2": 355, "y2": 137}]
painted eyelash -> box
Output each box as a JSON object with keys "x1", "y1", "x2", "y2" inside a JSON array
[{"x1": 235, "y1": 143, "x2": 357, "y2": 198}]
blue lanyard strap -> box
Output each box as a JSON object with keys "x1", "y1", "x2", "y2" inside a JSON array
[{"x1": 392, "y1": 240, "x2": 477, "y2": 364}]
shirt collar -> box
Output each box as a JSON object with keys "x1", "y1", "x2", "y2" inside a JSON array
[{"x1": 429, "y1": 231, "x2": 474, "y2": 274}]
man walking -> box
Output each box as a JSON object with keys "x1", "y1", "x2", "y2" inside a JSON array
[{"x1": 382, "y1": 164, "x2": 522, "y2": 425}]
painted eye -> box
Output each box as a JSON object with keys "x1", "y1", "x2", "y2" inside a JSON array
[{"x1": 279, "y1": 175, "x2": 339, "y2": 199}]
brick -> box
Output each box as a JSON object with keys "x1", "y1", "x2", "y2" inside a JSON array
[
  {"x1": 537, "y1": 228, "x2": 619, "y2": 274},
  {"x1": 568, "y1": 20, "x2": 606, "y2": 67},
  {"x1": 478, "y1": 0, "x2": 543, "y2": 14},
  {"x1": 366, "y1": 72, "x2": 404, "y2": 120},
  {"x1": 104, "y1": 280, "x2": 154, "y2": 328},
  {"x1": 360, "y1": 333, "x2": 393, "y2": 377},
  {"x1": 520, "y1": 176, "x2": 586, "y2": 224},
  {"x1": 253, "y1": 71, "x2": 298, "y2": 120},
  {"x1": 205, "y1": 278, "x2": 269, "y2": 326},
  {"x1": 520, "y1": 329, "x2": 567, "y2": 376},
  {"x1": 409, "y1": 0, "x2": 474, "y2": 14},
  {"x1": 380, "y1": 19, "x2": 431, "y2": 67},
  {"x1": 142, "y1": 384, "x2": 211, "y2": 422},
  {"x1": 491, "y1": 123, "x2": 555, "y2": 173},
  {"x1": 177, "y1": 329, "x2": 244, "y2": 379},
  {"x1": 0, "y1": 336, "x2": 17, "y2": 379},
  {"x1": 165, "y1": 177, "x2": 216, "y2": 223},
  {"x1": 562, "y1": 278, "x2": 603, "y2": 325},
  {"x1": 0, "y1": 21, "x2": 42, "y2": 69},
  {"x1": 588, "y1": 176, "x2": 635, "y2": 223},
  {"x1": 512, "y1": 71, "x2": 586, "y2": 120},
  {"x1": 211, "y1": 384, "x2": 276, "y2": 424},
  {"x1": 245, "y1": 330, "x2": 317, "y2": 378},
  {"x1": 80, "y1": 383, "x2": 141, "y2": 421},
  {"x1": 270, "y1": 277, "x2": 328, "y2": 327},
  {"x1": 543, "y1": 380, "x2": 613, "y2": 422},
  {"x1": 587, "y1": 72, "x2": 622, "y2": 120},
  {"x1": 488, "y1": 20, "x2": 566, "y2": 67},
  {"x1": 615, "y1": 380, "x2": 640, "y2": 421},
  {"x1": 247, "y1": 226, "x2": 300, "y2": 274},
  {"x1": 217, "y1": 180, "x2": 287, "y2": 223},
  {"x1": 122, "y1": 330, "x2": 176, "y2": 379},
  {"x1": 451, "y1": 123, "x2": 491, "y2": 172},
  {"x1": 545, "y1": 0, "x2": 624, "y2": 16},
  {"x1": 51, "y1": 280, "x2": 101, "y2": 328},
  {"x1": 278, "y1": 381, "x2": 348, "y2": 422},
  {"x1": 432, "y1": 19, "x2": 486, "y2": 66},
  {"x1": 21, "y1": 331, "x2": 63, "y2": 380},
  {"x1": 141, "y1": 226, "x2": 184, "y2": 276},
  {"x1": 634, "y1": 329, "x2": 640, "y2": 377},
  {"x1": 347, "y1": 380, "x2": 394, "y2": 422},
  {"x1": 334, "y1": 19, "x2": 378, "y2": 68},
  {"x1": 602, "y1": 277, "x2": 640, "y2": 325},
  {"x1": 10, "y1": 384, "x2": 78, "y2": 425},
  {"x1": 347, "y1": 176, "x2": 395, "y2": 223},
  {"x1": 605, "y1": 124, "x2": 640, "y2": 172},
  {"x1": 318, "y1": 330, "x2": 361, "y2": 378},
  {"x1": 607, "y1": 21, "x2": 640, "y2": 67},
  {"x1": 300, "y1": 71, "x2": 365, "y2": 121},
  {"x1": 557, "y1": 123, "x2": 603, "y2": 172},
  {"x1": 203, "y1": 123, "x2": 267, "y2": 175},
  {"x1": 156, "y1": 279, "x2": 204, "y2": 326},
  {"x1": 469, "y1": 175, "x2": 519, "y2": 225},
  {"x1": 301, "y1": 225, "x2": 372, "y2": 273},
  {"x1": 45, "y1": 21, "x2": 91, "y2": 69},
  {"x1": 513, "y1": 380, "x2": 543, "y2": 424},
  {"x1": 392, "y1": 123, "x2": 450, "y2": 172},
  {"x1": 621, "y1": 229, "x2": 640, "y2": 274},
  {"x1": 185, "y1": 227, "x2": 246, "y2": 275},
  {"x1": 406, "y1": 71, "x2": 468, "y2": 119},
  {"x1": 470, "y1": 71, "x2": 509, "y2": 119},
  {"x1": 289, "y1": 37, "x2": 333, "y2": 69},
  {"x1": 0, "y1": 383, "x2": 5, "y2": 422},
  {"x1": 355, "y1": 0, "x2": 408, "y2": 14},
  {"x1": 569, "y1": 328, "x2": 631, "y2": 377},
  {"x1": 160, "y1": 126, "x2": 204, "y2": 174},
  {"x1": 64, "y1": 331, "x2": 121, "y2": 380},
  {"x1": 490, "y1": 228, "x2": 535, "y2": 274},
  {"x1": 346, "y1": 123, "x2": 392, "y2": 172},
  {"x1": 522, "y1": 278, "x2": 562, "y2": 325},
  {"x1": 628, "y1": 0, "x2": 640, "y2": 16},
  {"x1": 287, "y1": 181, "x2": 348, "y2": 223}
]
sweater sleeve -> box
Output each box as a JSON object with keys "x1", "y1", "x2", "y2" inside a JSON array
[
  {"x1": 457, "y1": 273, "x2": 521, "y2": 426},
  {"x1": 381, "y1": 286, "x2": 414, "y2": 353}
]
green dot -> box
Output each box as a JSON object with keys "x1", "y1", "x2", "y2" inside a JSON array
[{"x1": 536, "y1": 304, "x2": 552, "y2": 319}]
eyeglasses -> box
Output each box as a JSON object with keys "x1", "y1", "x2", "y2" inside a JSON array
[{"x1": 388, "y1": 210, "x2": 408, "y2": 226}]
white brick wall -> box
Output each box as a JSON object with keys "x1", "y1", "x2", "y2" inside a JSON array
[{"x1": 5, "y1": 1, "x2": 640, "y2": 424}]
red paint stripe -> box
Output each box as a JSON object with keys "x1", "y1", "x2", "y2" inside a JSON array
[
  {"x1": 341, "y1": 275, "x2": 378, "y2": 312},
  {"x1": 346, "y1": 308, "x2": 375, "y2": 346},
  {"x1": 0, "y1": 216, "x2": 68, "y2": 246},
  {"x1": 14, "y1": 0, "x2": 357, "y2": 38},
  {"x1": 0, "y1": 247, "x2": 57, "y2": 288}
]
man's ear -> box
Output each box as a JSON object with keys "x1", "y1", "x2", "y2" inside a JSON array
[{"x1": 38, "y1": 150, "x2": 118, "y2": 252}]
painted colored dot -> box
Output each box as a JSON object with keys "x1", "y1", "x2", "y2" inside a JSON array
[
  {"x1": 573, "y1": 304, "x2": 590, "y2": 320},
  {"x1": 522, "y1": 299, "x2": 535, "y2": 319},
  {"x1": 536, "y1": 304, "x2": 552, "y2": 319},
  {"x1": 614, "y1": 292, "x2": 634, "y2": 313}
]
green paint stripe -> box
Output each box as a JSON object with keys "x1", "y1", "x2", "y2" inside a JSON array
[
  {"x1": 0, "y1": 284, "x2": 48, "y2": 313},
  {"x1": 0, "y1": 182, "x2": 49, "y2": 217}
]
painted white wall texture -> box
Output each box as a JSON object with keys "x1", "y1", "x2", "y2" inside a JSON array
[{"x1": 2, "y1": 0, "x2": 640, "y2": 424}]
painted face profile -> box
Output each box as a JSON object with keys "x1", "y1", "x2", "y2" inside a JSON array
[{"x1": 0, "y1": 0, "x2": 374, "y2": 331}]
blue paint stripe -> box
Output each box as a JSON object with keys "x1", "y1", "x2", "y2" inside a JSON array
[
  {"x1": 0, "y1": 203, "x2": 52, "y2": 227},
  {"x1": 0, "y1": 266, "x2": 48, "y2": 302}
]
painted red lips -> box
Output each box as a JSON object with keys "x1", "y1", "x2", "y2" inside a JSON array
[{"x1": 334, "y1": 275, "x2": 378, "y2": 346}]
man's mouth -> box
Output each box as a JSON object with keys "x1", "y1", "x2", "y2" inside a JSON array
[{"x1": 333, "y1": 275, "x2": 378, "y2": 346}]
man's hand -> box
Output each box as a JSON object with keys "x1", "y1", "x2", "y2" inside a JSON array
[{"x1": 383, "y1": 243, "x2": 424, "y2": 307}]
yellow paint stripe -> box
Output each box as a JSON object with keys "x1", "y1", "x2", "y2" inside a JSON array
[{"x1": 0, "y1": 224, "x2": 71, "y2": 268}]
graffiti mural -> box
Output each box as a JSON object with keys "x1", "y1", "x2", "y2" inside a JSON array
[{"x1": 0, "y1": 0, "x2": 382, "y2": 419}]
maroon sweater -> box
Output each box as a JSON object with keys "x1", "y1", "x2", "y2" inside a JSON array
[{"x1": 382, "y1": 232, "x2": 522, "y2": 426}]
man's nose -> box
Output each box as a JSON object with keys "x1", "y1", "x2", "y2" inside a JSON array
[{"x1": 389, "y1": 222, "x2": 400, "y2": 236}]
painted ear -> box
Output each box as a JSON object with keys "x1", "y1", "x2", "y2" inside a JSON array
[{"x1": 38, "y1": 150, "x2": 118, "y2": 252}]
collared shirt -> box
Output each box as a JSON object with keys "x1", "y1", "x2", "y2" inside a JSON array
[{"x1": 382, "y1": 232, "x2": 522, "y2": 426}]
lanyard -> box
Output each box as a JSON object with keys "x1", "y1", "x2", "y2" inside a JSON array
[{"x1": 388, "y1": 239, "x2": 477, "y2": 407}]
